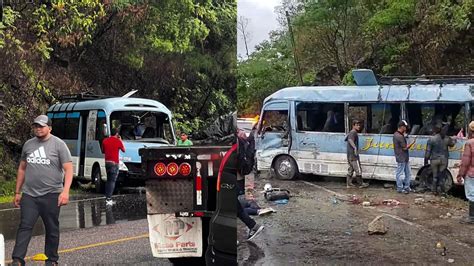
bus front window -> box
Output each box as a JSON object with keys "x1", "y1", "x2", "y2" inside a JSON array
[{"x1": 110, "y1": 111, "x2": 173, "y2": 144}]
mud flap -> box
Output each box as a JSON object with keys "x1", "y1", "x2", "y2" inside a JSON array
[{"x1": 148, "y1": 214, "x2": 203, "y2": 258}]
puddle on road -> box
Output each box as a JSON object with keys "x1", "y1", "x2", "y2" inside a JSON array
[{"x1": 0, "y1": 194, "x2": 147, "y2": 241}]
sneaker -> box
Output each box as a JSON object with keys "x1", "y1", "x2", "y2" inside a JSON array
[
  {"x1": 358, "y1": 182, "x2": 369, "y2": 188},
  {"x1": 105, "y1": 199, "x2": 116, "y2": 206},
  {"x1": 402, "y1": 190, "x2": 409, "y2": 194},
  {"x1": 247, "y1": 224, "x2": 264, "y2": 241}
]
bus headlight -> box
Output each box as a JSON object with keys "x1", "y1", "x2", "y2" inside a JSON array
[{"x1": 119, "y1": 161, "x2": 128, "y2": 171}]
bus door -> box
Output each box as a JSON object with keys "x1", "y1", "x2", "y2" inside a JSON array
[
  {"x1": 84, "y1": 110, "x2": 107, "y2": 178},
  {"x1": 256, "y1": 101, "x2": 290, "y2": 170},
  {"x1": 78, "y1": 111, "x2": 89, "y2": 177}
]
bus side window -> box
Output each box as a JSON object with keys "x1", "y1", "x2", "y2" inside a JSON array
[
  {"x1": 296, "y1": 103, "x2": 344, "y2": 133},
  {"x1": 64, "y1": 112, "x2": 80, "y2": 139},
  {"x1": 407, "y1": 103, "x2": 465, "y2": 136},
  {"x1": 261, "y1": 110, "x2": 288, "y2": 133},
  {"x1": 348, "y1": 105, "x2": 368, "y2": 133},
  {"x1": 52, "y1": 113, "x2": 66, "y2": 139},
  {"x1": 372, "y1": 104, "x2": 401, "y2": 134}
]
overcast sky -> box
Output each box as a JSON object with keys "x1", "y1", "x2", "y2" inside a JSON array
[{"x1": 237, "y1": 0, "x2": 281, "y2": 59}]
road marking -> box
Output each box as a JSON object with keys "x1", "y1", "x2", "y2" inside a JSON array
[
  {"x1": 5, "y1": 233, "x2": 149, "y2": 263},
  {"x1": 300, "y1": 180, "x2": 473, "y2": 249}
]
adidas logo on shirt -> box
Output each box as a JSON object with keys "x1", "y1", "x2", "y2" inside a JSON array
[{"x1": 27, "y1": 146, "x2": 51, "y2": 165}]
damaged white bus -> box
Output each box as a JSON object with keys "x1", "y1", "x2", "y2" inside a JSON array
[{"x1": 255, "y1": 69, "x2": 474, "y2": 191}]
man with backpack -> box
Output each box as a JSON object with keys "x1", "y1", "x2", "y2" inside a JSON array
[{"x1": 237, "y1": 128, "x2": 264, "y2": 241}]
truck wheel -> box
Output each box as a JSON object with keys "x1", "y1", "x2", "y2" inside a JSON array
[
  {"x1": 272, "y1": 155, "x2": 298, "y2": 180},
  {"x1": 93, "y1": 167, "x2": 104, "y2": 194}
]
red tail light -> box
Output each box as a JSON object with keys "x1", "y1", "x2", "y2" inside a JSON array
[
  {"x1": 167, "y1": 162, "x2": 179, "y2": 176},
  {"x1": 154, "y1": 162, "x2": 167, "y2": 176},
  {"x1": 179, "y1": 163, "x2": 191, "y2": 176}
]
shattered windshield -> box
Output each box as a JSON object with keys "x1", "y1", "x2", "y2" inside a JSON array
[{"x1": 110, "y1": 111, "x2": 174, "y2": 144}]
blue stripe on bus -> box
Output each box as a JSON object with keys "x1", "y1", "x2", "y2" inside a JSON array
[
  {"x1": 67, "y1": 112, "x2": 80, "y2": 118},
  {"x1": 54, "y1": 113, "x2": 66, "y2": 118}
]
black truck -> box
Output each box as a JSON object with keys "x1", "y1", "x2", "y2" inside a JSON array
[{"x1": 139, "y1": 144, "x2": 237, "y2": 265}]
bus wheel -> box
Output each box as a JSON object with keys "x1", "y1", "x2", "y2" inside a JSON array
[
  {"x1": 93, "y1": 167, "x2": 104, "y2": 194},
  {"x1": 272, "y1": 155, "x2": 298, "y2": 180},
  {"x1": 442, "y1": 170, "x2": 453, "y2": 192}
]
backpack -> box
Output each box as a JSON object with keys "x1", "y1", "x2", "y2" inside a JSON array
[{"x1": 238, "y1": 135, "x2": 255, "y2": 175}]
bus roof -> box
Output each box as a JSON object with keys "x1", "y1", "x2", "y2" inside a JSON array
[
  {"x1": 264, "y1": 84, "x2": 474, "y2": 105},
  {"x1": 47, "y1": 97, "x2": 172, "y2": 115}
]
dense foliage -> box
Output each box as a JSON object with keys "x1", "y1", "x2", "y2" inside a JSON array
[
  {"x1": 238, "y1": 0, "x2": 473, "y2": 116},
  {"x1": 0, "y1": 0, "x2": 236, "y2": 180}
]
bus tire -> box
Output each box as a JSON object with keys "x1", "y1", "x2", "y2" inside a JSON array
[
  {"x1": 272, "y1": 155, "x2": 298, "y2": 180},
  {"x1": 93, "y1": 166, "x2": 104, "y2": 194},
  {"x1": 442, "y1": 170, "x2": 453, "y2": 192},
  {"x1": 417, "y1": 167, "x2": 453, "y2": 192}
]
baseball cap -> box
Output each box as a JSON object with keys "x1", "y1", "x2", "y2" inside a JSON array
[
  {"x1": 33, "y1": 115, "x2": 51, "y2": 127},
  {"x1": 398, "y1": 120, "x2": 408, "y2": 128}
]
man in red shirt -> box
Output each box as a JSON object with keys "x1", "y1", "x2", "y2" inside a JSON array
[{"x1": 102, "y1": 128, "x2": 125, "y2": 205}]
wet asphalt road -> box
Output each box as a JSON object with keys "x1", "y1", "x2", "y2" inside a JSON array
[{"x1": 1, "y1": 193, "x2": 171, "y2": 265}]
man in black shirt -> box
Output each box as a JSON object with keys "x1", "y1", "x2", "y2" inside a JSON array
[
  {"x1": 393, "y1": 120, "x2": 416, "y2": 193},
  {"x1": 345, "y1": 120, "x2": 369, "y2": 188}
]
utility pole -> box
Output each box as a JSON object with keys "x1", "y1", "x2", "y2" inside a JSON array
[{"x1": 286, "y1": 11, "x2": 303, "y2": 85}]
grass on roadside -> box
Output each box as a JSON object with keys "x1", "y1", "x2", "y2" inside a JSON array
[{"x1": 0, "y1": 179, "x2": 83, "y2": 204}]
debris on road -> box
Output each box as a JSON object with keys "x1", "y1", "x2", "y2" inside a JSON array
[
  {"x1": 436, "y1": 241, "x2": 447, "y2": 256},
  {"x1": 274, "y1": 199, "x2": 289, "y2": 205},
  {"x1": 349, "y1": 195, "x2": 361, "y2": 204},
  {"x1": 258, "y1": 207, "x2": 276, "y2": 215},
  {"x1": 382, "y1": 199, "x2": 401, "y2": 206},
  {"x1": 368, "y1": 215, "x2": 387, "y2": 235},
  {"x1": 448, "y1": 258, "x2": 455, "y2": 263},
  {"x1": 414, "y1": 198, "x2": 425, "y2": 205},
  {"x1": 383, "y1": 183, "x2": 394, "y2": 189},
  {"x1": 362, "y1": 201, "x2": 371, "y2": 207},
  {"x1": 264, "y1": 188, "x2": 290, "y2": 201}
]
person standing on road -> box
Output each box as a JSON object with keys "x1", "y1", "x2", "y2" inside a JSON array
[
  {"x1": 177, "y1": 132, "x2": 193, "y2": 146},
  {"x1": 393, "y1": 120, "x2": 416, "y2": 194},
  {"x1": 424, "y1": 123, "x2": 456, "y2": 196},
  {"x1": 102, "y1": 128, "x2": 125, "y2": 206},
  {"x1": 345, "y1": 120, "x2": 369, "y2": 188},
  {"x1": 12, "y1": 115, "x2": 73, "y2": 266},
  {"x1": 456, "y1": 121, "x2": 474, "y2": 224}
]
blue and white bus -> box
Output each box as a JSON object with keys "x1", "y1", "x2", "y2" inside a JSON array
[
  {"x1": 255, "y1": 70, "x2": 474, "y2": 191},
  {"x1": 47, "y1": 93, "x2": 175, "y2": 192}
]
